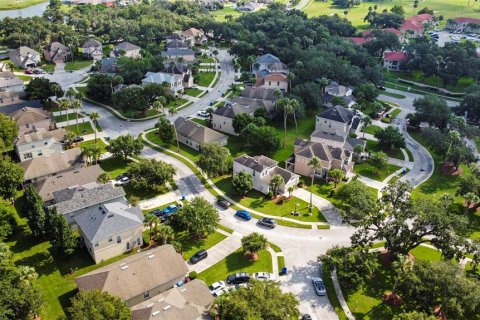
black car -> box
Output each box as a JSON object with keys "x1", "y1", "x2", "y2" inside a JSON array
[
  {"x1": 190, "y1": 250, "x2": 208, "y2": 264},
  {"x1": 217, "y1": 199, "x2": 231, "y2": 209},
  {"x1": 301, "y1": 315, "x2": 312, "y2": 320},
  {"x1": 227, "y1": 272, "x2": 250, "y2": 285},
  {"x1": 257, "y1": 217, "x2": 277, "y2": 229}
]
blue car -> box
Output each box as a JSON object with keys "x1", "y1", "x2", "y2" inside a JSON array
[
  {"x1": 162, "y1": 205, "x2": 178, "y2": 215},
  {"x1": 235, "y1": 210, "x2": 252, "y2": 221}
]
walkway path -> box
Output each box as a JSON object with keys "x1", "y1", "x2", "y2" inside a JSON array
[
  {"x1": 331, "y1": 268, "x2": 356, "y2": 320},
  {"x1": 293, "y1": 188, "x2": 343, "y2": 225}
]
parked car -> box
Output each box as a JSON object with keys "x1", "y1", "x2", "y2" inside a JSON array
[
  {"x1": 235, "y1": 210, "x2": 252, "y2": 221},
  {"x1": 150, "y1": 209, "x2": 163, "y2": 217},
  {"x1": 301, "y1": 315, "x2": 312, "y2": 320},
  {"x1": 208, "y1": 281, "x2": 226, "y2": 295},
  {"x1": 312, "y1": 277, "x2": 326, "y2": 296},
  {"x1": 73, "y1": 136, "x2": 84, "y2": 143},
  {"x1": 253, "y1": 272, "x2": 275, "y2": 281},
  {"x1": 162, "y1": 205, "x2": 178, "y2": 215},
  {"x1": 190, "y1": 250, "x2": 208, "y2": 264},
  {"x1": 115, "y1": 176, "x2": 131, "y2": 185},
  {"x1": 24, "y1": 69, "x2": 33, "y2": 74},
  {"x1": 257, "y1": 217, "x2": 276, "y2": 229},
  {"x1": 115, "y1": 173, "x2": 129, "y2": 181},
  {"x1": 216, "y1": 198, "x2": 231, "y2": 209},
  {"x1": 197, "y1": 110, "x2": 209, "y2": 117},
  {"x1": 227, "y1": 272, "x2": 250, "y2": 285}
]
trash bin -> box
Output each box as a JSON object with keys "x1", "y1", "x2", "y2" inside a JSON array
[
  {"x1": 181, "y1": 195, "x2": 186, "y2": 201},
  {"x1": 282, "y1": 267, "x2": 287, "y2": 275}
]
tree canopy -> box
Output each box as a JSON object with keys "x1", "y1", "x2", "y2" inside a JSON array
[
  {"x1": 107, "y1": 134, "x2": 143, "y2": 160},
  {"x1": 69, "y1": 289, "x2": 131, "y2": 320},
  {"x1": 128, "y1": 159, "x2": 176, "y2": 192},
  {"x1": 174, "y1": 197, "x2": 219, "y2": 239},
  {"x1": 198, "y1": 143, "x2": 232, "y2": 177}
]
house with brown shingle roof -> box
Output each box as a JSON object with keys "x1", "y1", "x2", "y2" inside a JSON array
[
  {"x1": 253, "y1": 54, "x2": 290, "y2": 92},
  {"x1": 9, "y1": 107, "x2": 54, "y2": 134},
  {"x1": 75, "y1": 245, "x2": 189, "y2": 307},
  {"x1": 174, "y1": 117, "x2": 228, "y2": 151},
  {"x1": 44, "y1": 42, "x2": 71, "y2": 63},
  {"x1": 110, "y1": 42, "x2": 142, "y2": 58}
]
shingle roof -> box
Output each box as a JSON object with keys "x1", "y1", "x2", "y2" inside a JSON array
[
  {"x1": 161, "y1": 63, "x2": 190, "y2": 75},
  {"x1": 143, "y1": 72, "x2": 182, "y2": 84},
  {"x1": 21, "y1": 148, "x2": 84, "y2": 181},
  {"x1": 51, "y1": 183, "x2": 126, "y2": 214},
  {"x1": 75, "y1": 245, "x2": 189, "y2": 302},
  {"x1": 310, "y1": 130, "x2": 346, "y2": 142},
  {"x1": 234, "y1": 154, "x2": 277, "y2": 172},
  {"x1": 454, "y1": 17, "x2": 480, "y2": 24},
  {"x1": 317, "y1": 105, "x2": 354, "y2": 124},
  {"x1": 166, "y1": 39, "x2": 189, "y2": 49},
  {"x1": 0, "y1": 71, "x2": 23, "y2": 87},
  {"x1": 9, "y1": 107, "x2": 51, "y2": 125},
  {"x1": 215, "y1": 96, "x2": 274, "y2": 119},
  {"x1": 241, "y1": 86, "x2": 278, "y2": 101},
  {"x1": 34, "y1": 165, "x2": 103, "y2": 202},
  {"x1": 114, "y1": 42, "x2": 141, "y2": 52},
  {"x1": 256, "y1": 54, "x2": 280, "y2": 64},
  {"x1": 83, "y1": 39, "x2": 102, "y2": 48},
  {"x1": 261, "y1": 166, "x2": 297, "y2": 186},
  {"x1": 162, "y1": 48, "x2": 195, "y2": 57},
  {"x1": 174, "y1": 117, "x2": 227, "y2": 145},
  {"x1": 181, "y1": 27, "x2": 204, "y2": 38},
  {"x1": 383, "y1": 51, "x2": 407, "y2": 62},
  {"x1": 131, "y1": 279, "x2": 213, "y2": 320},
  {"x1": 16, "y1": 128, "x2": 66, "y2": 145},
  {"x1": 74, "y1": 202, "x2": 143, "y2": 243},
  {"x1": 295, "y1": 141, "x2": 332, "y2": 162},
  {"x1": 101, "y1": 57, "x2": 118, "y2": 73},
  {"x1": 10, "y1": 46, "x2": 40, "y2": 59}
]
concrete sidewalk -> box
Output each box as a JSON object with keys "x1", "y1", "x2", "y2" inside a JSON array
[{"x1": 293, "y1": 188, "x2": 343, "y2": 225}]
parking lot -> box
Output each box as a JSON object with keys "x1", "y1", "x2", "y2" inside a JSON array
[{"x1": 433, "y1": 30, "x2": 480, "y2": 47}]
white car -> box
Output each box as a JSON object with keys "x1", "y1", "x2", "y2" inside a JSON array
[
  {"x1": 254, "y1": 272, "x2": 275, "y2": 281},
  {"x1": 115, "y1": 176, "x2": 131, "y2": 185},
  {"x1": 197, "y1": 110, "x2": 209, "y2": 117},
  {"x1": 209, "y1": 281, "x2": 226, "y2": 295}
]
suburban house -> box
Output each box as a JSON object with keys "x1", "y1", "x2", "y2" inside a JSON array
[
  {"x1": 100, "y1": 57, "x2": 118, "y2": 73},
  {"x1": 110, "y1": 42, "x2": 142, "y2": 58},
  {"x1": 233, "y1": 155, "x2": 299, "y2": 195},
  {"x1": 75, "y1": 245, "x2": 189, "y2": 307},
  {"x1": 9, "y1": 46, "x2": 41, "y2": 69},
  {"x1": 174, "y1": 117, "x2": 228, "y2": 151},
  {"x1": 142, "y1": 72, "x2": 184, "y2": 97},
  {"x1": 212, "y1": 97, "x2": 275, "y2": 135},
  {"x1": 33, "y1": 164, "x2": 103, "y2": 205},
  {"x1": 20, "y1": 147, "x2": 84, "y2": 182},
  {"x1": 237, "y1": 2, "x2": 258, "y2": 12},
  {"x1": 166, "y1": 33, "x2": 184, "y2": 44},
  {"x1": 14, "y1": 128, "x2": 66, "y2": 162},
  {"x1": 383, "y1": 51, "x2": 407, "y2": 71},
  {"x1": 82, "y1": 39, "x2": 103, "y2": 60},
  {"x1": 400, "y1": 14, "x2": 433, "y2": 37},
  {"x1": 446, "y1": 17, "x2": 480, "y2": 33},
  {"x1": 74, "y1": 201, "x2": 144, "y2": 263},
  {"x1": 44, "y1": 42, "x2": 70, "y2": 63},
  {"x1": 286, "y1": 105, "x2": 364, "y2": 178},
  {"x1": 165, "y1": 39, "x2": 189, "y2": 49},
  {"x1": 161, "y1": 48, "x2": 196, "y2": 63},
  {"x1": 131, "y1": 279, "x2": 213, "y2": 320},
  {"x1": 9, "y1": 107, "x2": 54, "y2": 134},
  {"x1": 0, "y1": 71, "x2": 25, "y2": 106},
  {"x1": 242, "y1": 85, "x2": 279, "y2": 101},
  {"x1": 180, "y1": 27, "x2": 207, "y2": 45},
  {"x1": 253, "y1": 54, "x2": 289, "y2": 92},
  {"x1": 48, "y1": 182, "x2": 126, "y2": 224},
  {"x1": 323, "y1": 81, "x2": 356, "y2": 108},
  {"x1": 161, "y1": 63, "x2": 194, "y2": 88}
]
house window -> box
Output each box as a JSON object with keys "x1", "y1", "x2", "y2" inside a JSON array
[
  {"x1": 137, "y1": 238, "x2": 141, "y2": 245},
  {"x1": 126, "y1": 242, "x2": 130, "y2": 250},
  {"x1": 44, "y1": 141, "x2": 48, "y2": 145},
  {"x1": 144, "y1": 291, "x2": 150, "y2": 299},
  {"x1": 108, "y1": 237, "x2": 112, "y2": 242},
  {"x1": 94, "y1": 242, "x2": 99, "y2": 247},
  {"x1": 24, "y1": 153, "x2": 32, "y2": 159},
  {"x1": 277, "y1": 81, "x2": 280, "y2": 86},
  {"x1": 117, "y1": 236, "x2": 121, "y2": 243},
  {"x1": 37, "y1": 152, "x2": 42, "y2": 156},
  {"x1": 268, "y1": 81, "x2": 271, "y2": 85}
]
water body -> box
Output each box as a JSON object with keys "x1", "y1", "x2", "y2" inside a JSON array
[{"x1": 0, "y1": 1, "x2": 48, "y2": 20}]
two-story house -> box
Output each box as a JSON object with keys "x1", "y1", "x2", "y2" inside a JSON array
[
  {"x1": 142, "y1": 72, "x2": 184, "y2": 97},
  {"x1": 9, "y1": 46, "x2": 41, "y2": 69},
  {"x1": 383, "y1": 51, "x2": 407, "y2": 71},
  {"x1": 82, "y1": 39, "x2": 103, "y2": 60},
  {"x1": 0, "y1": 71, "x2": 25, "y2": 106},
  {"x1": 233, "y1": 155, "x2": 299, "y2": 195},
  {"x1": 9, "y1": 107, "x2": 55, "y2": 134},
  {"x1": 44, "y1": 42, "x2": 70, "y2": 63},
  {"x1": 74, "y1": 201, "x2": 144, "y2": 263},
  {"x1": 161, "y1": 63, "x2": 194, "y2": 88},
  {"x1": 322, "y1": 81, "x2": 356, "y2": 108},
  {"x1": 161, "y1": 48, "x2": 196, "y2": 63},
  {"x1": 252, "y1": 54, "x2": 289, "y2": 92},
  {"x1": 174, "y1": 117, "x2": 228, "y2": 151},
  {"x1": 180, "y1": 27, "x2": 207, "y2": 46},
  {"x1": 15, "y1": 128, "x2": 66, "y2": 162},
  {"x1": 110, "y1": 42, "x2": 142, "y2": 58}
]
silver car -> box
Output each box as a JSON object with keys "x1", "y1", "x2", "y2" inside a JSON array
[{"x1": 312, "y1": 277, "x2": 326, "y2": 296}]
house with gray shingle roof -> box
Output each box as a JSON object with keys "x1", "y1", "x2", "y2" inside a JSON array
[
  {"x1": 322, "y1": 81, "x2": 356, "y2": 108},
  {"x1": 82, "y1": 39, "x2": 103, "y2": 60},
  {"x1": 161, "y1": 48, "x2": 195, "y2": 63},
  {"x1": 233, "y1": 154, "x2": 299, "y2": 195},
  {"x1": 110, "y1": 42, "x2": 141, "y2": 58},
  {"x1": 174, "y1": 117, "x2": 228, "y2": 151},
  {"x1": 9, "y1": 46, "x2": 41, "y2": 69},
  {"x1": 312, "y1": 105, "x2": 361, "y2": 148},
  {"x1": 74, "y1": 201, "x2": 143, "y2": 263},
  {"x1": 15, "y1": 128, "x2": 66, "y2": 162}
]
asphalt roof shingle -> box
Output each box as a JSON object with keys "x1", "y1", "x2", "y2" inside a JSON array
[{"x1": 317, "y1": 105, "x2": 354, "y2": 124}]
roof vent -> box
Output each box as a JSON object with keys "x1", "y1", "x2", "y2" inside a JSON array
[
  {"x1": 121, "y1": 265, "x2": 129, "y2": 270},
  {"x1": 157, "y1": 298, "x2": 165, "y2": 302},
  {"x1": 152, "y1": 311, "x2": 160, "y2": 316},
  {"x1": 146, "y1": 303, "x2": 154, "y2": 308},
  {"x1": 163, "y1": 305, "x2": 171, "y2": 311},
  {"x1": 148, "y1": 254, "x2": 155, "y2": 259}
]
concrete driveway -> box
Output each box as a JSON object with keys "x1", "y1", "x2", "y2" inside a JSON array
[{"x1": 43, "y1": 63, "x2": 90, "y2": 91}]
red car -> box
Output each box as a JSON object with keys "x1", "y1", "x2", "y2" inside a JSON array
[{"x1": 24, "y1": 70, "x2": 33, "y2": 74}]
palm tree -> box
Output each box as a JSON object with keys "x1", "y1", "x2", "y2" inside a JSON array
[
  {"x1": 90, "y1": 112, "x2": 99, "y2": 142},
  {"x1": 445, "y1": 130, "x2": 460, "y2": 161},
  {"x1": 308, "y1": 156, "x2": 322, "y2": 214},
  {"x1": 241, "y1": 232, "x2": 268, "y2": 261},
  {"x1": 64, "y1": 131, "x2": 76, "y2": 149},
  {"x1": 6, "y1": 61, "x2": 16, "y2": 73},
  {"x1": 59, "y1": 99, "x2": 71, "y2": 128},
  {"x1": 353, "y1": 144, "x2": 364, "y2": 162},
  {"x1": 97, "y1": 172, "x2": 110, "y2": 184},
  {"x1": 464, "y1": 192, "x2": 479, "y2": 214},
  {"x1": 270, "y1": 174, "x2": 285, "y2": 196},
  {"x1": 154, "y1": 224, "x2": 175, "y2": 245},
  {"x1": 287, "y1": 72, "x2": 295, "y2": 92},
  {"x1": 287, "y1": 185, "x2": 296, "y2": 197},
  {"x1": 72, "y1": 99, "x2": 82, "y2": 133},
  {"x1": 275, "y1": 98, "x2": 293, "y2": 149},
  {"x1": 290, "y1": 98, "x2": 300, "y2": 138},
  {"x1": 361, "y1": 116, "x2": 372, "y2": 139},
  {"x1": 144, "y1": 213, "x2": 159, "y2": 243},
  {"x1": 318, "y1": 77, "x2": 329, "y2": 104},
  {"x1": 153, "y1": 96, "x2": 167, "y2": 115},
  {"x1": 329, "y1": 169, "x2": 345, "y2": 188}
]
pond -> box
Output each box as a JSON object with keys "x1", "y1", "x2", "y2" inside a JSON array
[{"x1": 0, "y1": 1, "x2": 48, "y2": 20}]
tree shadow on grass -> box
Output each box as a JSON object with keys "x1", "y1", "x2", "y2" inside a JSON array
[
  {"x1": 14, "y1": 250, "x2": 56, "y2": 277},
  {"x1": 58, "y1": 288, "x2": 78, "y2": 317},
  {"x1": 225, "y1": 250, "x2": 256, "y2": 272}
]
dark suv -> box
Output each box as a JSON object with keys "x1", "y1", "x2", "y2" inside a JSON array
[
  {"x1": 226, "y1": 272, "x2": 250, "y2": 285},
  {"x1": 216, "y1": 198, "x2": 231, "y2": 209},
  {"x1": 189, "y1": 250, "x2": 208, "y2": 264}
]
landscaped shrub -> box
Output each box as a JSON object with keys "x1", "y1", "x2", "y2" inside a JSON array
[
  {"x1": 298, "y1": 180, "x2": 305, "y2": 188},
  {"x1": 381, "y1": 117, "x2": 391, "y2": 124},
  {"x1": 189, "y1": 271, "x2": 197, "y2": 280}
]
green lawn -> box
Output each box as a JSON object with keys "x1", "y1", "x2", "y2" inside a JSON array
[
  {"x1": 42, "y1": 64, "x2": 55, "y2": 73},
  {"x1": 389, "y1": 108, "x2": 401, "y2": 119},
  {"x1": 194, "y1": 72, "x2": 216, "y2": 87},
  {"x1": 212, "y1": 175, "x2": 327, "y2": 222},
  {"x1": 16, "y1": 74, "x2": 33, "y2": 82},
  {"x1": 363, "y1": 125, "x2": 382, "y2": 135},
  {"x1": 117, "y1": 108, "x2": 160, "y2": 119},
  {"x1": 146, "y1": 130, "x2": 201, "y2": 162},
  {"x1": 184, "y1": 88, "x2": 204, "y2": 97},
  {"x1": 354, "y1": 162, "x2": 402, "y2": 182},
  {"x1": 177, "y1": 231, "x2": 227, "y2": 261},
  {"x1": 366, "y1": 139, "x2": 405, "y2": 160},
  {"x1": 78, "y1": 139, "x2": 107, "y2": 153},
  {"x1": 65, "y1": 60, "x2": 92, "y2": 71},
  {"x1": 388, "y1": 70, "x2": 475, "y2": 93},
  {"x1": 212, "y1": 6, "x2": 242, "y2": 22},
  {"x1": 198, "y1": 56, "x2": 216, "y2": 63},
  {"x1": 197, "y1": 248, "x2": 272, "y2": 285},
  {"x1": 0, "y1": 0, "x2": 46, "y2": 9},
  {"x1": 167, "y1": 98, "x2": 189, "y2": 109},
  {"x1": 380, "y1": 91, "x2": 406, "y2": 99},
  {"x1": 303, "y1": 0, "x2": 480, "y2": 31},
  {"x1": 191, "y1": 118, "x2": 209, "y2": 126},
  {"x1": 61, "y1": 122, "x2": 95, "y2": 135},
  {"x1": 54, "y1": 113, "x2": 83, "y2": 123}
]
